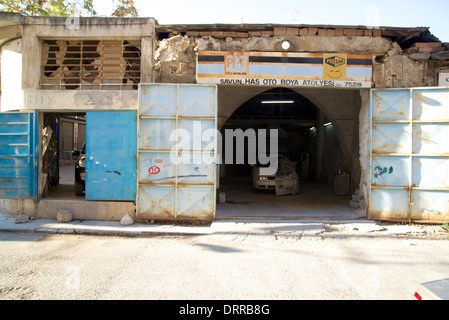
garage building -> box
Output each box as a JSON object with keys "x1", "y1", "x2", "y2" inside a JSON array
[{"x1": 1, "y1": 12, "x2": 449, "y2": 223}]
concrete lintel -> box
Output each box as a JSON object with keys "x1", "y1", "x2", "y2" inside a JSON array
[{"x1": 22, "y1": 90, "x2": 138, "y2": 111}]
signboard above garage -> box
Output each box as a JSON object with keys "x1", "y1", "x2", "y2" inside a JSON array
[{"x1": 197, "y1": 51, "x2": 373, "y2": 88}]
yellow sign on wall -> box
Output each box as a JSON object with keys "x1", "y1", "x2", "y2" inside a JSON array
[{"x1": 323, "y1": 53, "x2": 347, "y2": 81}]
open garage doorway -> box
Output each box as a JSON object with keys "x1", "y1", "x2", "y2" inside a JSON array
[
  {"x1": 216, "y1": 86, "x2": 364, "y2": 220},
  {"x1": 41, "y1": 112, "x2": 86, "y2": 200}
]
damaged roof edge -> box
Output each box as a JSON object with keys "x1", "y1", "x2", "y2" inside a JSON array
[
  {"x1": 0, "y1": 12, "x2": 441, "y2": 47},
  {"x1": 157, "y1": 23, "x2": 440, "y2": 48},
  {"x1": 0, "y1": 12, "x2": 158, "y2": 26},
  {"x1": 0, "y1": 12, "x2": 25, "y2": 27}
]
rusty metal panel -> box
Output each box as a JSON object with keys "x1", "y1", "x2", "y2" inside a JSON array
[
  {"x1": 138, "y1": 153, "x2": 176, "y2": 185},
  {"x1": 137, "y1": 84, "x2": 217, "y2": 220},
  {"x1": 370, "y1": 89, "x2": 412, "y2": 221},
  {"x1": 372, "y1": 156, "x2": 409, "y2": 187},
  {"x1": 0, "y1": 112, "x2": 38, "y2": 199},
  {"x1": 178, "y1": 119, "x2": 216, "y2": 152},
  {"x1": 370, "y1": 88, "x2": 449, "y2": 222},
  {"x1": 372, "y1": 123, "x2": 411, "y2": 154},
  {"x1": 370, "y1": 188, "x2": 410, "y2": 220},
  {"x1": 413, "y1": 89, "x2": 449, "y2": 121},
  {"x1": 413, "y1": 124, "x2": 449, "y2": 155},
  {"x1": 139, "y1": 119, "x2": 176, "y2": 151},
  {"x1": 177, "y1": 153, "x2": 216, "y2": 186},
  {"x1": 372, "y1": 89, "x2": 411, "y2": 121},
  {"x1": 138, "y1": 186, "x2": 175, "y2": 218},
  {"x1": 139, "y1": 85, "x2": 177, "y2": 117},
  {"x1": 411, "y1": 190, "x2": 449, "y2": 222},
  {"x1": 412, "y1": 157, "x2": 449, "y2": 188},
  {"x1": 177, "y1": 186, "x2": 215, "y2": 219}
]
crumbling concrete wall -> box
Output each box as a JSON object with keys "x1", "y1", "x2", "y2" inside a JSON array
[
  {"x1": 373, "y1": 41, "x2": 449, "y2": 88},
  {"x1": 154, "y1": 33, "x2": 395, "y2": 85},
  {"x1": 155, "y1": 32, "x2": 449, "y2": 88}
]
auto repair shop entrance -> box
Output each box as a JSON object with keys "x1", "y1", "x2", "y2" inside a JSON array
[{"x1": 215, "y1": 85, "x2": 364, "y2": 219}]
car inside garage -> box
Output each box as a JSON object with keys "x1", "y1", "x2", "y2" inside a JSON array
[{"x1": 216, "y1": 86, "x2": 363, "y2": 219}]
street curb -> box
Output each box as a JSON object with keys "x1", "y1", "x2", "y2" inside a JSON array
[{"x1": 0, "y1": 214, "x2": 444, "y2": 238}]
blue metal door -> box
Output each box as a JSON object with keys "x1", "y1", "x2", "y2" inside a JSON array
[
  {"x1": 0, "y1": 112, "x2": 38, "y2": 199},
  {"x1": 370, "y1": 88, "x2": 449, "y2": 222},
  {"x1": 85, "y1": 111, "x2": 136, "y2": 201},
  {"x1": 137, "y1": 84, "x2": 218, "y2": 220}
]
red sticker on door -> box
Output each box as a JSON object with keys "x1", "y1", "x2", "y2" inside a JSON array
[{"x1": 148, "y1": 166, "x2": 161, "y2": 175}]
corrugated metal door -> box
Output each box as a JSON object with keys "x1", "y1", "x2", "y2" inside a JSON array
[
  {"x1": 85, "y1": 111, "x2": 136, "y2": 201},
  {"x1": 370, "y1": 88, "x2": 449, "y2": 222},
  {"x1": 137, "y1": 84, "x2": 217, "y2": 220},
  {"x1": 0, "y1": 112, "x2": 38, "y2": 199}
]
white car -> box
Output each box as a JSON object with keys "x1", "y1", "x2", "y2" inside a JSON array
[
  {"x1": 251, "y1": 164, "x2": 277, "y2": 191},
  {"x1": 414, "y1": 278, "x2": 449, "y2": 300},
  {"x1": 251, "y1": 156, "x2": 299, "y2": 195}
]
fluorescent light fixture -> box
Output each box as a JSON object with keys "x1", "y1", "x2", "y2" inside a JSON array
[
  {"x1": 310, "y1": 127, "x2": 316, "y2": 131},
  {"x1": 324, "y1": 122, "x2": 332, "y2": 127},
  {"x1": 261, "y1": 100, "x2": 295, "y2": 104}
]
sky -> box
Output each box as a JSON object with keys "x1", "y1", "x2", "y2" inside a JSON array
[{"x1": 95, "y1": 0, "x2": 449, "y2": 42}]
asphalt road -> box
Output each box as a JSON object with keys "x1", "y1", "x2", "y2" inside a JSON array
[{"x1": 0, "y1": 229, "x2": 448, "y2": 301}]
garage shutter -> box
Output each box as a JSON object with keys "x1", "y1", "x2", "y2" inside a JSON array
[
  {"x1": 85, "y1": 111, "x2": 136, "y2": 201},
  {"x1": 0, "y1": 112, "x2": 38, "y2": 199},
  {"x1": 137, "y1": 84, "x2": 218, "y2": 220},
  {"x1": 369, "y1": 88, "x2": 449, "y2": 222}
]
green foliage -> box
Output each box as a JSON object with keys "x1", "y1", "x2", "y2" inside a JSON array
[
  {"x1": 0, "y1": 0, "x2": 139, "y2": 17},
  {"x1": 112, "y1": 0, "x2": 138, "y2": 18}
]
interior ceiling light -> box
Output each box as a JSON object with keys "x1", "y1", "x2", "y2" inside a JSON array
[
  {"x1": 324, "y1": 122, "x2": 332, "y2": 127},
  {"x1": 261, "y1": 100, "x2": 295, "y2": 104}
]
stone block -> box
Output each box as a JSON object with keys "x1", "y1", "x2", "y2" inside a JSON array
[
  {"x1": 364, "y1": 29, "x2": 373, "y2": 36},
  {"x1": 372, "y1": 29, "x2": 381, "y2": 37},
  {"x1": 308, "y1": 27, "x2": 318, "y2": 36},
  {"x1": 344, "y1": 28, "x2": 357, "y2": 36},
  {"x1": 318, "y1": 29, "x2": 327, "y2": 36},
  {"x1": 15, "y1": 214, "x2": 30, "y2": 224},
  {"x1": 223, "y1": 31, "x2": 248, "y2": 38},
  {"x1": 299, "y1": 28, "x2": 308, "y2": 36},
  {"x1": 326, "y1": 29, "x2": 336, "y2": 36},
  {"x1": 287, "y1": 27, "x2": 298, "y2": 36},
  {"x1": 432, "y1": 51, "x2": 449, "y2": 60},
  {"x1": 274, "y1": 27, "x2": 287, "y2": 35},
  {"x1": 418, "y1": 47, "x2": 434, "y2": 53},
  {"x1": 120, "y1": 214, "x2": 134, "y2": 226},
  {"x1": 57, "y1": 210, "x2": 73, "y2": 223},
  {"x1": 412, "y1": 42, "x2": 443, "y2": 48},
  {"x1": 249, "y1": 31, "x2": 261, "y2": 36},
  {"x1": 349, "y1": 200, "x2": 360, "y2": 208}
]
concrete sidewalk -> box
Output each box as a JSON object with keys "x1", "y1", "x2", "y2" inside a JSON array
[{"x1": 0, "y1": 212, "x2": 439, "y2": 238}]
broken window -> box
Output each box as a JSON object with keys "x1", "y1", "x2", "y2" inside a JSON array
[{"x1": 41, "y1": 39, "x2": 141, "y2": 90}]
